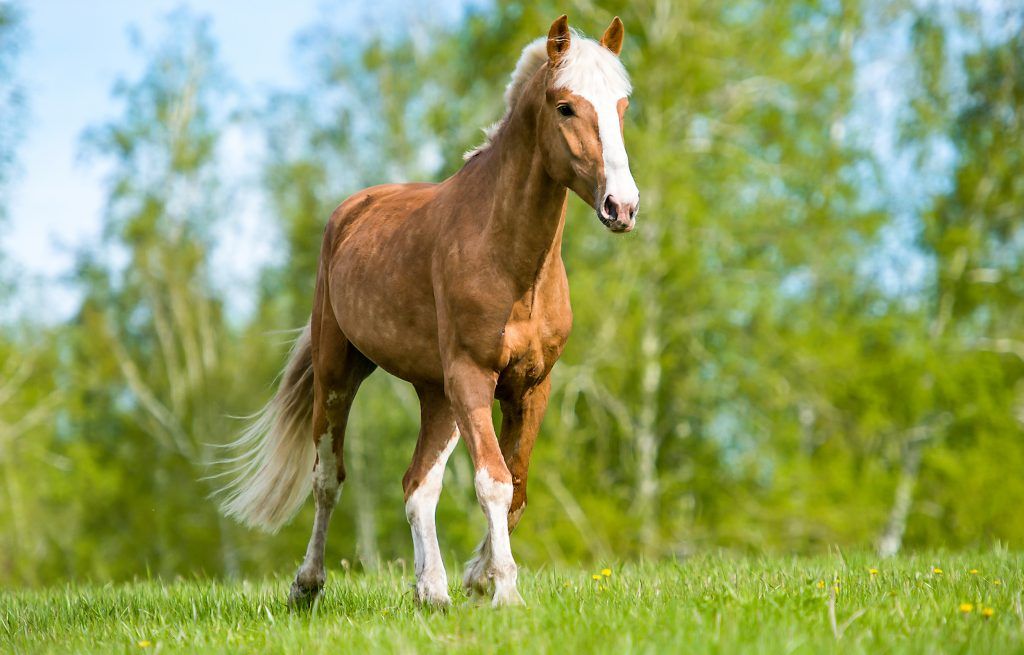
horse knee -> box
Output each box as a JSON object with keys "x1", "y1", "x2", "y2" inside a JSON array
[{"x1": 474, "y1": 468, "x2": 513, "y2": 512}]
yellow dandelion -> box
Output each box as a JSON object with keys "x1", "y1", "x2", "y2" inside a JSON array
[
  {"x1": 592, "y1": 574, "x2": 602, "y2": 581},
  {"x1": 959, "y1": 603, "x2": 974, "y2": 614},
  {"x1": 601, "y1": 568, "x2": 612, "y2": 577},
  {"x1": 969, "y1": 569, "x2": 979, "y2": 575},
  {"x1": 833, "y1": 584, "x2": 840, "y2": 594},
  {"x1": 933, "y1": 567, "x2": 943, "y2": 575},
  {"x1": 869, "y1": 568, "x2": 879, "y2": 576},
  {"x1": 137, "y1": 641, "x2": 152, "y2": 649},
  {"x1": 994, "y1": 579, "x2": 1002, "y2": 586},
  {"x1": 982, "y1": 607, "x2": 995, "y2": 618},
  {"x1": 563, "y1": 581, "x2": 572, "y2": 588},
  {"x1": 816, "y1": 579, "x2": 825, "y2": 589}
]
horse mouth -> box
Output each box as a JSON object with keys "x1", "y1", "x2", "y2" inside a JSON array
[{"x1": 597, "y1": 210, "x2": 635, "y2": 233}]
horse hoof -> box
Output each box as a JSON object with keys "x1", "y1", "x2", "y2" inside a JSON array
[
  {"x1": 414, "y1": 587, "x2": 452, "y2": 610},
  {"x1": 491, "y1": 585, "x2": 525, "y2": 608},
  {"x1": 287, "y1": 581, "x2": 323, "y2": 610}
]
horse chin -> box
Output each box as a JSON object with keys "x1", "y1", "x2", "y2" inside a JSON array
[{"x1": 597, "y1": 210, "x2": 635, "y2": 233}]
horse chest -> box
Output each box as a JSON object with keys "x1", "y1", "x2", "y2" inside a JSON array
[{"x1": 499, "y1": 298, "x2": 572, "y2": 386}]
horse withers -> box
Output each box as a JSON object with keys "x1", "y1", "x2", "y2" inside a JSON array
[{"x1": 218, "y1": 14, "x2": 639, "y2": 608}]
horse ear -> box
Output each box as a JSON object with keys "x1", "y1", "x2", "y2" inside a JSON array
[
  {"x1": 600, "y1": 16, "x2": 624, "y2": 56},
  {"x1": 547, "y1": 15, "x2": 571, "y2": 65}
]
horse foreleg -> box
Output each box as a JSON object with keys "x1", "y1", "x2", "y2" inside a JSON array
[
  {"x1": 464, "y1": 377, "x2": 549, "y2": 598},
  {"x1": 403, "y1": 386, "x2": 459, "y2": 607},
  {"x1": 444, "y1": 359, "x2": 523, "y2": 606}
]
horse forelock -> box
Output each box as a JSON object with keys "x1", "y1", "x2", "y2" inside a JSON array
[
  {"x1": 550, "y1": 31, "x2": 631, "y2": 102},
  {"x1": 463, "y1": 30, "x2": 632, "y2": 161}
]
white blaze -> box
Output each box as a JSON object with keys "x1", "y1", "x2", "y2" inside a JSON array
[{"x1": 552, "y1": 33, "x2": 639, "y2": 209}]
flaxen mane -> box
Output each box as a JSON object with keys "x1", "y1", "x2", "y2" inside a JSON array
[{"x1": 464, "y1": 30, "x2": 631, "y2": 161}]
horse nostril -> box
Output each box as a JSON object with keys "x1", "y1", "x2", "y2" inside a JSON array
[{"x1": 603, "y1": 195, "x2": 617, "y2": 218}]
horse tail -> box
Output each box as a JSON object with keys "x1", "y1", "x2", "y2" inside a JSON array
[{"x1": 217, "y1": 323, "x2": 315, "y2": 533}]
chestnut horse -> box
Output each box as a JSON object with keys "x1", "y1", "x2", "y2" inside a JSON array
[{"x1": 219, "y1": 15, "x2": 639, "y2": 608}]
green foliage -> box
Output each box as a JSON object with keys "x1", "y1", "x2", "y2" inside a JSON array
[
  {"x1": 1, "y1": 1, "x2": 1024, "y2": 587},
  {"x1": 2, "y1": 553, "x2": 1022, "y2": 653}
]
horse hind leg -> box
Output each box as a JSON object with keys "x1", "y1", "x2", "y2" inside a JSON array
[
  {"x1": 288, "y1": 317, "x2": 374, "y2": 608},
  {"x1": 403, "y1": 385, "x2": 459, "y2": 607}
]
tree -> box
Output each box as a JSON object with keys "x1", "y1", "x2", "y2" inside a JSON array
[
  {"x1": 67, "y1": 11, "x2": 246, "y2": 578},
  {"x1": 897, "y1": 8, "x2": 1024, "y2": 551}
]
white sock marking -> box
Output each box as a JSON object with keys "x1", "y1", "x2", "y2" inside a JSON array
[
  {"x1": 473, "y1": 468, "x2": 521, "y2": 605},
  {"x1": 405, "y1": 431, "x2": 459, "y2": 603}
]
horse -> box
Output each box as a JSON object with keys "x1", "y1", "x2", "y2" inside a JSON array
[{"x1": 218, "y1": 14, "x2": 639, "y2": 608}]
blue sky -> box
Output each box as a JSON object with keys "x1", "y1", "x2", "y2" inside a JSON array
[
  {"x1": 9, "y1": 2, "x2": 314, "y2": 316},
  {"x1": 6, "y1": 0, "x2": 470, "y2": 319}
]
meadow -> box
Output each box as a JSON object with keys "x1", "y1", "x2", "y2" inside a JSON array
[{"x1": 3, "y1": 551, "x2": 1021, "y2": 654}]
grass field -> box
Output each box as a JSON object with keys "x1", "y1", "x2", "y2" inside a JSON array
[{"x1": 2, "y1": 551, "x2": 1022, "y2": 654}]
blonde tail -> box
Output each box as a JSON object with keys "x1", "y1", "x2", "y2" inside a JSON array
[{"x1": 217, "y1": 324, "x2": 315, "y2": 533}]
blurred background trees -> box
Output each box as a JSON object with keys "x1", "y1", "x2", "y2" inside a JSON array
[{"x1": 1, "y1": 0, "x2": 1023, "y2": 586}]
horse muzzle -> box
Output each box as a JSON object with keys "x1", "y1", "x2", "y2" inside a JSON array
[{"x1": 598, "y1": 193, "x2": 638, "y2": 233}]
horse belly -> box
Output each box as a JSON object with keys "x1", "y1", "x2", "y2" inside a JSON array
[{"x1": 329, "y1": 253, "x2": 443, "y2": 385}]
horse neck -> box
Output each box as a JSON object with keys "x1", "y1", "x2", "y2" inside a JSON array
[{"x1": 465, "y1": 99, "x2": 568, "y2": 290}]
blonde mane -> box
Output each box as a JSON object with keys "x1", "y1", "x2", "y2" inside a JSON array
[{"x1": 463, "y1": 30, "x2": 631, "y2": 161}]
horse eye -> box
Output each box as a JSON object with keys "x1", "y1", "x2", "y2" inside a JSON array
[{"x1": 557, "y1": 104, "x2": 574, "y2": 117}]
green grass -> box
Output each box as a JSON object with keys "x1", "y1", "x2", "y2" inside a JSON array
[{"x1": 2, "y1": 551, "x2": 1022, "y2": 654}]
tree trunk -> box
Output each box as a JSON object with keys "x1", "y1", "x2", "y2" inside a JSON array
[
  {"x1": 633, "y1": 313, "x2": 662, "y2": 554},
  {"x1": 877, "y1": 433, "x2": 927, "y2": 558}
]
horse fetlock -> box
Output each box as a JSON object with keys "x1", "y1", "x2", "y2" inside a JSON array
[
  {"x1": 414, "y1": 571, "x2": 452, "y2": 608},
  {"x1": 491, "y1": 578, "x2": 525, "y2": 608},
  {"x1": 464, "y1": 558, "x2": 520, "y2": 603},
  {"x1": 489, "y1": 561, "x2": 518, "y2": 592},
  {"x1": 294, "y1": 560, "x2": 325, "y2": 586}
]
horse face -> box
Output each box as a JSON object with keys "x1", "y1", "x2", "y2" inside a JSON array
[{"x1": 540, "y1": 16, "x2": 639, "y2": 233}]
